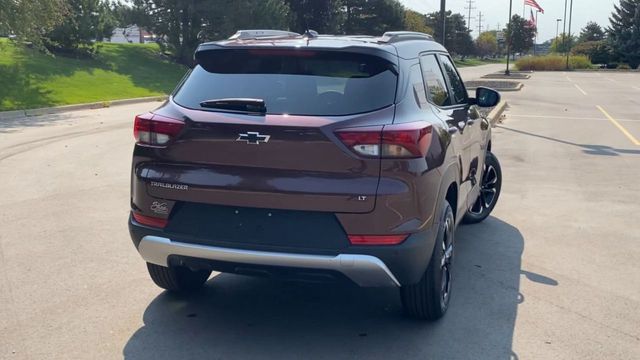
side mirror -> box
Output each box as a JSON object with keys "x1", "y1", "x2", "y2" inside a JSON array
[{"x1": 470, "y1": 87, "x2": 500, "y2": 108}]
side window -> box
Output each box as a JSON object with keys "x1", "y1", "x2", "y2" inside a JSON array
[
  {"x1": 409, "y1": 65, "x2": 428, "y2": 108},
  {"x1": 420, "y1": 55, "x2": 451, "y2": 107},
  {"x1": 438, "y1": 55, "x2": 468, "y2": 105}
]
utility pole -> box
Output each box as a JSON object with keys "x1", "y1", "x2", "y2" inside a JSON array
[
  {"x1": 565, "y1": 0, "x2": 574, "y2": 70},
  {"x1": 440, "y1": 0, "x2": 446, "y2": 46},
  {"x1": 505, "y1": 0, "x2": 513, "y2": 75},
  {"x1": 556, "y1": 19, "x2": 562, "y2": 39},
  {"x1": 464, "y1": 0, "x2": 476, "y2": 35},
  {"x1": 562, "y1": 0, "x2": 568, "y2": 52},
  {"x1": 477, "y1": 11, "x2": 483, "y2": 35}
]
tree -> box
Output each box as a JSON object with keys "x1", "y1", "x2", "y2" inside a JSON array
[
  {"x1": 506, "y1": 14, "x2": 536, "y2": 55},
  {"x1": 549, "y1": 33, "x2": 577, "y2": 53},
  {"x1": 44, "y1": 0, "x2": 117, "y2": 53},
  {"x1": 202, "y1": 0, "x2": 290, "y2": 39},
  {"x1": 425, "y1": 11, "x2": 475, "y2": 56},
  {"x1": 608, "y1": 0, "x2": 640, "y2": 68},
  {"x1": 286, "y1": 0, "x2": 342, "y2": 34},
  {"x1": 343, "y1": 0, "x2": 405, "y2": 35},
  {"x1": 404, "y1": 9, "x2": 432, "y2": 34},
  {"x1": 0, "y1": 0, "x2": 67, "y2": 46},
  {"x1": 476, "y1": 31, "x2": 497, "y2": 57},
  {"x1": 571, "y1": 40, "x2": 611, "y2": 64},
  {"x1": 135, "y1": 0, "x2": 290, "y2": 66},
  {"x1": 578, "y1": 21, "x2": 605, "y2": 42}
]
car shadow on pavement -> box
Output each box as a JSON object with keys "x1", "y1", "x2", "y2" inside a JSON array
[
  {"x1": 123, "y1": 217, "x2": 543, "y2": 360},
  {"x1": 497, "y1": 126, "x2": 640, "y2": 156}
]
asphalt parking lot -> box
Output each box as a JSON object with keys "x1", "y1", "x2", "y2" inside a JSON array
[{"x1": 1, "y1": 65, "x2": 639, "y2": 359}]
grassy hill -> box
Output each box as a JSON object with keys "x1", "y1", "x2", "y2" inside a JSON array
[{"x1": 0, "y1": 40, "x2": 188, "y2": 111}]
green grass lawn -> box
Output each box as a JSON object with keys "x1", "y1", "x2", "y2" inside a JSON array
[{"x1": 0, "y1": 39, "x2": 188, "y2": 111}]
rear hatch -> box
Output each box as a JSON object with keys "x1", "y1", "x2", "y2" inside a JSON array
[{"x1": 137, "y1": 48, "x2": 399, "y2": 213}]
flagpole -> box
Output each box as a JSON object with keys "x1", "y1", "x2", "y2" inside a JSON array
[
  {"x1": 505, "y1": 0, "x2": 513, "y2": 75},
  {"x1": 533, "y1": 10, "x2": 540, "y2": 56}
]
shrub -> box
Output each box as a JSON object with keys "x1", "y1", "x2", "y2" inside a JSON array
[
  {"x1": 515, "y1": 55, "x2": 593, "y2": 71},
  {"x1": 617, "y1": 63, "x2": 631, "y2": 69}
]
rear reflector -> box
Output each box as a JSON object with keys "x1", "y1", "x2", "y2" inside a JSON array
[
  {"x1": 335, "y1": 122, "x2": 432, "y2": 158},
  {"x1": 348, "y1": 234, "x2": 409, "y2": 245},
  {"x1": 134, "y1": 113, "x2": 184, "y2": 146},
  {"x1": 132, "y1": 212, "x2": 168, "y2": 228}
]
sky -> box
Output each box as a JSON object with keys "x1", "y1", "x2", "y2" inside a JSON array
[{"x1": 398, "y1": 0, "x2": 617, "y2": 42}]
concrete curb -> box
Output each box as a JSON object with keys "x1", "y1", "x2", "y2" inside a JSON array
[
  {"x1": 487, "y1": 100, "x2": 508, "y2": 127},
  {"x1": 466, "y1": 83, "x2": 524, "y2": 92},
  {"x1": 0, "y1": 95, "x2": 168, "y2": 120}
]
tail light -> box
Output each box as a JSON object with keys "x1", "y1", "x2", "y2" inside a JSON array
[
  {"x1": 134, "y1": 113, "x2": 184, "y2": 146},
  {"x1": 348, "y1": 234, "x2": 409, "y2": 245},
  {"x1": 132, "y1": 212, "x2": 168, "y2": 228},
  {"x1": 335, "y1": 122, "x2": 432, "y2": 158}
]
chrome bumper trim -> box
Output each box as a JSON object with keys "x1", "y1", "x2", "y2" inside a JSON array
[{"x1": 138, "y1": 235, "x2": 400, "y2": 287}]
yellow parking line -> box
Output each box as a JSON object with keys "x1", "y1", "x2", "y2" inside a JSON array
[
  {"x1": 574, "y1": 84, "x2": 587, "y2": 95},
  {"x1": 596, "y1": 105, "x2": 640, "y2": 146}
]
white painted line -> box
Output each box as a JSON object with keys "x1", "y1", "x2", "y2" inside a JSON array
[
  {"x1": 606, "y1": 78, "x2": 617, "y2": 83},
  {"x1": 508, "y1": 114, "x2": 639, "y2": 122},
  {"x1": 633, "y1": 86, "x2": 640, "y2": 91},
  {"x1": 566, "y1": 76, "x2": 573, "y2": 82},
  {"x1": 574, "y1": 84, "x2": 588, "y2": 95}
]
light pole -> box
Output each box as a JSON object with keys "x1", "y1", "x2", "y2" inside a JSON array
[
  {"x1": 565, "y1": 0, "x2": 574, "y2": 69},
  {"x1": 505, "y1": 0, "x2": 513, "y2": 75},
  {"x1": 562, "y1": 0, "x2": 568, "y2": 52},
  {"x1": 440, "y1": 0, "x2": 446, "y2": 46},
  {"x1": 556, "y1": 19, "x2": 562, "y2": 39}
]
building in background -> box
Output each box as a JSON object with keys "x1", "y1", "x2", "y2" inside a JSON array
[{"x1": 108, "y1": 25, "x2": 155, "y2": 44}]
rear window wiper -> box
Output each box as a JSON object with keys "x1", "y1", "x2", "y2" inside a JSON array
[{"x1": 199, "y1": 98, "x2": 266, "y2": 115}]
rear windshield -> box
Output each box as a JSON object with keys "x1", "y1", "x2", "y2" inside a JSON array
[{"x1": 173, "y1": 49, "x2": 398, "y2": 116}]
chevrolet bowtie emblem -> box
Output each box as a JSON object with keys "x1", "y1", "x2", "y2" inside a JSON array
[{"x1": 237, "y1": 131, "x2": 271, "y2": 145}]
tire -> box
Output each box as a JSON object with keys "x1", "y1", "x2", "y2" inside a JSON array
[
  {"x1": 146, "y1": 262, "x2": 211, "y2": 292},
  {"x1": 463, "y1": 151, "x2": 502, "y2": 224},
  {"x1": 400, "y1": 200, "x2": 455, "y2": 321}
]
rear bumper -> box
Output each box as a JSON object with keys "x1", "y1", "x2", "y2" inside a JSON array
[
  {"x1": 129, "y1": 213, "x2": 438, "y2": 287},
  {"x1": 139, "y1": 235, "x2": 400, "y2": 287}
]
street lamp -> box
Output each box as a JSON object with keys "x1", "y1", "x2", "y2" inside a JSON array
[
  {"x1": 505, "y1": 0, "x2": 513, "y2": 75},
  {"x1": 556, "y1": 19, "x2": 562, "y2": 39}
]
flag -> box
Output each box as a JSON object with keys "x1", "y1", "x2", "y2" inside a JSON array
[
  {"x1": 529, "y1": 9, "x2": 536, "y2": 25},
  {"x1": 524, "y1": 0, "x2": 544, "y2": 14}
]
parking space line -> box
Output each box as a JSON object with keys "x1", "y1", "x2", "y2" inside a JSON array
[
  {"x1": 508, "y1": 114, "x2": 639, "y2": 122},
  {"x1": 596, "y1": 105, "x2": 640, "y2": 145},
  {"x1": 633, "y1": 86, "x2": 640, "y2": 91},
  {"x1": 574, "y1": 84, "x2": 587, "y2": 95}
]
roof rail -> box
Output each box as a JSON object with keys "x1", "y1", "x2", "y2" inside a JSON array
[
  {"x1": 379, "y1": 31, "x2": 433, "y2": 43},
  {"x1": 229, "y1": 30, "x2": 300, "y2": 40}
]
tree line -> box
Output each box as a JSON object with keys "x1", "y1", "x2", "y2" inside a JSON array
[
  {"x1": 1, "y1": 0, "x2": 483, "y2": 65},
  {"x1": 3, "y1": 0, "x2": 637, "y2": 68}
]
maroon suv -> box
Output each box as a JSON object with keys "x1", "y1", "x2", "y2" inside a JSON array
[{"x1": 129, "y1": 30, "x2": 502, "y2": 320}]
